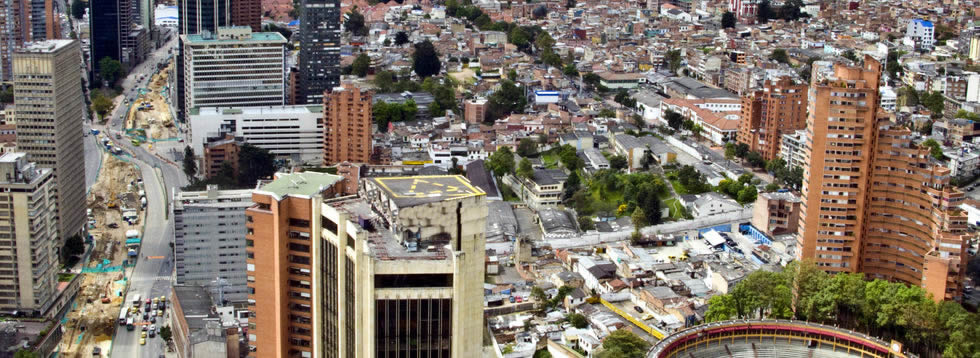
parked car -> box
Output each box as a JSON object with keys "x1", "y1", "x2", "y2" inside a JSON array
[{"x1": 634, "y1": 306, "x2": 644, "y2": 313}]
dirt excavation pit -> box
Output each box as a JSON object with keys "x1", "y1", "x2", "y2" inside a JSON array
[
  {"x1": 86, "y1": 153, "x2": 144, "y2": 267},
  {"x1": 127, "y1": 61, "x2": 177, "y2": 140}
]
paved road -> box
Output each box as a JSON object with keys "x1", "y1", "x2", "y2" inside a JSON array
[{"x1": 94, "y1": 38, "x2": 184, "y2": 358}]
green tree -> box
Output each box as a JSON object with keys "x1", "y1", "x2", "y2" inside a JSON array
[
  {"x1": 770, "y1": 48, "x2": 789, "y2": 64},
  {"x1": 666, "y1": 49, "x2": 683, "y2": 73},
  {"x1": 567, "y1": 313, "x2": 588, "y2": 328},
  {"x1": 566, "y1": 0, "x2": 576, "y2": 7},
  {"x1": 91, "y1": 90, "x2": 113, "y2": 119},
  {"x1": 920, "y1": 91, "x2": 946, "y2": 117},
  {"x1": 596, "y1": 330, "x2": 650, "y2": 358},
  {"x1": 345, "y1": 7, "x2": 367, "y2": 36},
  {"x1": 237, "y1": 144, "x2": 276, "y2": 187},
  {"x1": 582, "y1": 72, "x2": 601, "y2": 89},
  {"x1": 182, "y1": 146, "x2": 197, "y2": 179},
  {"x1": 705, "y1": 293, "x2": 738, "y2": 322},
  {"x1": 532, "y1": 5, "x2": 548, "y2": 18},
  {"x1": 745, "y1": 151, "x2": 765, "y2": 167},
  {"x1": 563, "y1": 170, "x2": 581, "y2": 201},
  {"x1": 159, "y1": 326, "x2": 173, "y2": 342},
  {"x1": 0, "y1": 85, "x2": 12, "y2": 103},
  {"x1": 486, "y1": 80, "x2": 527, "y2": 122},
  {"x1": 577, "y1": 215, "x2": 595, "y2": 231},
  {"x1": 98, "y1": 57, "x2": 124, "y2": 86},
  {"x1": 394, "y1": 31, "x2": 410, "y2": 46},
  {"x1": 631, "y1": 207, "x2": 647, "y2": 229},
  {"x1": 485, "y1": 146, "x2": 516, "y2": 175},
  {"x1": 508, "y1": 26, "x2": 531, "y2": 51},
  {"x1": 373, "y1": 70, "x2": 396, "y2": 93},
  {"x1": 352, "y1": 53, "x2": 370, "y2": 77},
  {"x1": 722, "y1": 11, "x2": 736, "y2": 28},
  {"x1": 563, "y1": 63, "x2": 579, "y2": 77},
  {"x1": 922, "y1": 139, "x2": 946, "y2": 160},
  {"x1": 71, "y1": 0, "x2": 85, "y2": 19},
  {"x1": 757, "y1": 0, "x2": 772, "y2": 23},
  {"x1": 609, "y1": 155, "x2": 628, "y2": 171},
  {"x1": 517, "y1": 158, "x2": 534, "y2": 179},
  {"x1": 764, "y1": 182, "x2": 780, "y2": 192},
  {"x1": 412, "y1": 40, "x2": 442, "y2": 78},
  {"x1": 664, "y1": 109, "x2": 684, "y2": 130},
  {"x1": 724, "y1": 142, "x2": 737, "y2": 160},
  {"x1": 517, "y1": 137, "x2": 538, "y2": 157}
]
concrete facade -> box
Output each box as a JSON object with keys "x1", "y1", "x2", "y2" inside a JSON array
[
  {"x1": 174, "y1": 186, "x2": 253, "y2": 303},
  {"x1": 13, "y1": 40, "x2": 86, "y2": 241},
  {"x1": 181, "y1": 27, "x2": 286, "y2": 119},
  {"x1": 0, "y1": 152, "x2": 57, "y2": 315},
  {"x1": 247, "y1": 173, "x2": 487, "y2": 357},
  {"x1": 190, "y1": 105, "x2": 324, "y2": 164},
  {"x1": 323, "y1": 85, "x2": 373, "y2": 165}
]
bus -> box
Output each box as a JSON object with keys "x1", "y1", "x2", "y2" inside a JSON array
[
  {"x1": 126, "y1": 317, "x2": 135, "y2": 331},
  {"x1": 118, "y1": 308, "x2": 128, "y2": 325},
  {"x1": 132, "y1": 294, "x2": 141, "y2": 306}
]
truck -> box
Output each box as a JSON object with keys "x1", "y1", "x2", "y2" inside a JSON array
[
  {"x1": 132, "y1": 294, "x2": 141, "y2": 305},
  {"x1": 119, "y1": 308, "x2": 128, "y2": 325}
]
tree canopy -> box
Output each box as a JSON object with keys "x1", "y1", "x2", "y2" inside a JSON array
[
  {"x1": 721, "y1": 11, "x2": 736, "y2": 28},
  {"x1": 352, "y1": 53, "x2": 370, "y2": 77},
  {"x1": 394, "y1": 31, "x2": 410, "y2": 46},
  {"x1": 486, "y1": 146, "x2": 516, "y2": 175},
  {"x1": 486, "y1": 80, "x2": 527, "y2": 122},
  {"x1": 98, "y1": 57, "x2": 124, "y2": 86},
  {"x1": 345, "y1": 8, "x2": 367, "y2": 36},
  {"x1": 412, "y1": 41, "x2": 442, "y2": 78},
  {"x1": 596, "y1": 330, "x2": 650, "y2": 358}
]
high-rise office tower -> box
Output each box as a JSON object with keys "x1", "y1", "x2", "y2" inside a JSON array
[
  {"x1": 231, "y1": 0, "x2": 261, "y2": 32},
  {"x1": 181, "y1": 26, "x2": 286, "y2": 120},
  {"x1": 297, "y1": 0, "x2": 341, "y2": 104},
  {"x1": 246, "y1": 173, "x2": 487, "y2": 357},
  {"x1": 178, "y1": 0, "x2": 230, "y2": 35},
  {"x1": 176, "y1": 0, "x2": 232, "y2": 123},
  {"x1": 798, "y1": 57, "x2": 970, "y2": 301},
  {"x1": 173, "y1": 185, "x2": 253, "y2": 303},
  {"x1": 323, "y1": 84, "x2": 373, "y2": 165},
  {"x1": 88, "y1": 0, "x2": 120, "y2": 80},
  {"x1": 0, "y1": 0, "x2": 60, "y2": 81},
  {"x1": 14, "y1": 40, "x2": 86, "y2": 241},
  {"x1": 737, "y1": 76, "x2": 808, "y2": 161},
  {"x1": 0, "y1": 152, "x2": 58, "y2": 315}
]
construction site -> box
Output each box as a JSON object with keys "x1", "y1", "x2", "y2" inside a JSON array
[
  {"x1": 125, "y1": 61, "x2": 178, "y2": 141},
  {"x1": 56, "y1": 148, "x2": 147, "y2": 358}
]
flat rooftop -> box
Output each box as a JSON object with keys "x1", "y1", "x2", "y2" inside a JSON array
[
  {"x1": 173, "y1": 285, "x2": 216, "y2": 331},
  {"x1": 329, "y1": 197, "x2": 453, "y2": 261},
  {"x1": 258, "y1": 172, "x2": 343, "y2": 200},
  {"x1": 193, "y1": 105, "x2": 323, "y2": 116},
  {"x1": 19, "y1": 39, "x2": 74, "y2": 53},
  {"x1": 369, "y1": 175, "x2": 484, "y2": 207},
  {"x1": 184, "y1": 31, "x2": 286, "y2": 43}
]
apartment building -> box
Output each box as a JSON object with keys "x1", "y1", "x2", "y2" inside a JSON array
[
  {"x1": 323, "y1": 84, "x2": 373, "y2": 165},
  {"x1": 503, "y1": 169, "x2": 567, "y2": 210},
  {"x1": 798, "y1": 57, "x2": 970, "y2": 301},
  {"x1": 190, "y1": 105, "x2": 324, "y2": 164},
  {"x1": 173, "y1": 186, "x2": 253, "y2": 303},
  {"x1": 779, "y1": 129, "x2": 807, "y2": 170},
  {"x1": 904, "y1": 19, "x2": 935, "y2": 50},
  {"x1": 737, "y1": 77, "x2": 808, "y2": 161},
  {"x1": 464, "y1": 98, "x2": 488, "y2": 123},
  {"x1": 13, "y1": 40, "x2": 85, "y2": 241},
  {"x1": 246, "y1": 173, "x2": 486, "y2": 357},
  {"x1": 0, "y1": 152, "x2": 57, "y2": 315},
  {"x1": 750, "y1": 192, "x2": 801, "y2": 237},
  {"x1": 181, "y1": 27, "x2": 286, "y2": 120},
  {"x1": 202, "y1": 134, "x2": 243, "y2": 179}
]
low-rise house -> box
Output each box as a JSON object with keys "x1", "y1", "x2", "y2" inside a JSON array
[{"x1": 691, "y1": 192, "x2": 742, "y2": 218}]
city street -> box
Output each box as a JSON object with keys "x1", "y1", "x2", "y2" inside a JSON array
[{"x1": 79, "y1": 38, "x2": 187, "y2": 358}]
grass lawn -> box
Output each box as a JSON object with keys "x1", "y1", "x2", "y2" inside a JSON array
[
  {"x1": 590, "y1": 186, "x2": 624, "y2": 211},
  {"x1": 58, "y1": 273, "x2": 76, "y2": 282},
  {"x1": 663, "y1": 198, "x2": 689, "y2": 220},
  {"x1": 541, "y1": 151, "x2": 560, "y2": 169},
  {"x1": 497, "y1": 179, "x2": 521, "y2": 202},
  {"x1": 669, "y1": 179, "x2": 690, "y2": 195}
]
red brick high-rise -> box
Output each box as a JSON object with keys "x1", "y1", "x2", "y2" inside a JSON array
[
  {"x1": 231, "y1": 0, "x2": 262, "y2": 32},
  {"x1": 798, "y1": 57, "x2": 970, "y2": 302},
  {"x1": 737, "y1": 76, "x2": 808, "y2": 161},
  {"x1": 323, "y1": 84, "x2": 373, "y2": 165}
]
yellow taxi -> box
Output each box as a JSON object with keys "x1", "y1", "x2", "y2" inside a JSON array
[{"x1": 140, "y1": 338, "x2": 146, "y2": 345}]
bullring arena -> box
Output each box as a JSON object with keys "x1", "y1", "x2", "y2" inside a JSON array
[{"x1": 647, "y1": 320, "x2": 910, "y2": 358}]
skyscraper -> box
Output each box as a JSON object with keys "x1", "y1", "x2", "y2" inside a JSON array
[
  {"x1": 323, "y1": 84, "x2": 373, "y2": 165},
  {"x1": 737, "y1": 76, "x2": 808, "y2": 161},
  {"x1": 297, "y1": 0, "x2": 341, "y2": 104},
  {"x1": 176, "y1": 0, "x2": 232, "y2": 123},
  {"x1": 180, "y1": 26, "x2": 286, "y2": 118},
  {"x1": 178, "y1": 0, "x2": 230, "y2": 35},
  {"x1": 0, "y1": 152, "x2": 58, "y2": 315},
  {"x1": 13, "y1": 40, "x2": 86, "y2": 242},
  {"x1": 0, "y1": 0, "x2": 60, "y2": 81},
  {"x1": 88, "y1": 0, "x2": 120, "y2": 80},
  {"x1": 231, "y1": 0, "x2": 261, "y2": 32},
  {"x1": 246, "y1": 173, "x2": 487, "y2": 357},
  {"x1": 798, "y1": 57, "x2": 969, "y2": 301}
]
